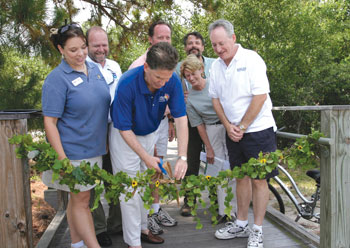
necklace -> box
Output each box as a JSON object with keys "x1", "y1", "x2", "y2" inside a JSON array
[{"x1": 77, "y1": 63, "x2": 87, "y2": 75}]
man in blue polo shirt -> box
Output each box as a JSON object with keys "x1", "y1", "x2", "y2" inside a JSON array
[{"x1": 109, "y1": 42, "x2": 188, "y2": 248}]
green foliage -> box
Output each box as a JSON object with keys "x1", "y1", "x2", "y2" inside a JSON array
[
  {"x1": 0, "y1": 48, "x2": 50, "y2": 110},
  {"x1": 9, "y1": 129, "x2": 323, "y2": 228}
]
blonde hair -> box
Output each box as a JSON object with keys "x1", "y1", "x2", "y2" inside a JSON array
[{"x1": 180, "y1": 54, "x2": 204, "y2": 81}]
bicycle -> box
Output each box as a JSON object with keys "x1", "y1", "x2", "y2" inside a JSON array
[{"x1": 268, "y1": 164, "x2": 321, "y2": 224}]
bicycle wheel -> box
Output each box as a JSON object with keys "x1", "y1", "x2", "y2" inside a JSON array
[{"x1": 268, "y1": 183, "x2": 285, "y2": 214}]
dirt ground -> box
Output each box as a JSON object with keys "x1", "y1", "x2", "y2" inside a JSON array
[
  {"x1": 31, "y1": 179, "x2": 56, "y2": 246},
  {"x1": 268, "y1": 190, "x2": 320, "y2": 236}
]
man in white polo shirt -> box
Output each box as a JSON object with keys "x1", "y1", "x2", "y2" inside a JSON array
[
  {"x1": 86, "y1": 26, "x2": 123, "y2": 247},
  {"x1": 208, "y1": 19, "x2": 277, "y2": 248}
]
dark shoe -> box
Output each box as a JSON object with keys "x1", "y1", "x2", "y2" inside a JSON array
[
  {"x1": 141, "y1": 231, "x2": 164, "y2": 244},
  {"x1": 215, "y1": 214, "x2": 235, "y2": 224},
  {"x1": 180, "y1": 203, "x2": 192, "y2": 217},
  {"x1": 96, "y1": 231, "x2": 112, "y2": 247}
]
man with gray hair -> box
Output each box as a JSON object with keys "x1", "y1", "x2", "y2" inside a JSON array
[
  {"x1": 109, "y1": 42, "x2": 188, "y2": 248},
  {"x1": 208, "y1": 19, "x2": 278, "y2": 248}
]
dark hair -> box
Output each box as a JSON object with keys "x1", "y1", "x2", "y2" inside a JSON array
[
  {"x1": 50, "y1": 23, "x2": 86, "y2": 51},
  {"x1": 148, "y1": 20, "x2": 172, "y2": 38},
  {"x1": 146, "y1": 42, "x2": 179, "y2": 70},
  {"x1": 183, "y1": 31, "x2": 205, "y2": 46}
]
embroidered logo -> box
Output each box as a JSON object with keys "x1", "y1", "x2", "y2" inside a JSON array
[
  {"x1": 237, "y1": 67, "x2": 247, "y2": 72},
  {"x1": 159, "y1": 93, "x2": 170, "y2": 102}
]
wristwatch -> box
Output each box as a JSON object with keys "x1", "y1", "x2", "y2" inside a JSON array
[
  {"x1": 178, "y1": 156, "x2": 187, "y2": 161},
  {"x1": 239, "y1": 124, "x2": 247, "y2": 131}
]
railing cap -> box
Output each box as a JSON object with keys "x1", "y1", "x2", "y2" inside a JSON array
[
  {"x1": 0, "y1": 110, "x2": 42, "y2": 120},
  {"x1": 273, "y1": 105, "x2": 350, "y2": 111}
]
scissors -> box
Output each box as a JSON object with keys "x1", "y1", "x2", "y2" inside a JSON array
[{"x1": 158, "y1": 158, "x2": 170, "y2": 179}]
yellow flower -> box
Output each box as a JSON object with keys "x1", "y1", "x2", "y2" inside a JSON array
[
  {"x1": 206, "y1": 175, "x2": 211, "y2": 181},
  {"x1": 260, "y1": 158, "x2": 267, "y2": 164},
  {"x1": 279, "y1": 155, "x2": 284, "y2": 160},
  {"x1": 131, "y1": 180, "x2": 138, "y2": 188},
  {"x1": 298, "y1": 145, "x2": 303, "y2": 150},
  {"x1": 155, "y1": 180, "x2": 160, "y2": 188}
]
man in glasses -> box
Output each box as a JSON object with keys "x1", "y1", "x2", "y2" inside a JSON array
[{"x1": 86, "y1": 26, "x2": 123, "y2": 247}]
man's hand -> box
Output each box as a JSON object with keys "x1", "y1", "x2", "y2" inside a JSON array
[
  {"x1": 174, "y1": 158, "x2": 187, "y2": 180},
  {"x1": 184, "y1": 91, "x2": 189, "y2": 103},
  {"x1": 144, "y1": 154, "x2": 162, "y2": 173},
  {"x1": 206, "y1": 146, "x2": 215, "y2": 164},
  {"x1": 226, "y1": 123, "x2": 244, "y2": 142}
]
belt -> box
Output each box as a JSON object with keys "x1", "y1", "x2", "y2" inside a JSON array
[{"x1": 207, "y1": 120, "x2": 222, "y2": 125}]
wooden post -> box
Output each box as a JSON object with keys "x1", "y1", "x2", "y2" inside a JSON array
[
  {"x1": 320, "y1": 107, "x2": 350, "y2": 248},
  {"x1": 0, "y1": 118, "x2": 33, "y2": 248}
]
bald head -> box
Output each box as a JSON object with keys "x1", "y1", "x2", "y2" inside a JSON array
[{"x1": 87, "y1": 26, "x2": 109, "y2": 66}]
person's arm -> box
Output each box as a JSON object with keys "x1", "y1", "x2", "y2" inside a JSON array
[
  {"x1": 239, "y1": 94, "x2": 267, "y2": 131},
  {"x1": 44, "y1": 116, "x2": 66, "y2": 160},
  {"x1": 196, "y1": 124, "x2": 215, "y2": 164},
  {"x1": 119, "y1": 130, "x2": 161, "y2": 173},
  {"x1": 173, "y1": 115, "x2": 188, "y2": 180},
  {"x1": 212, "y1": 98, "x2": 242, "y2": 142}
]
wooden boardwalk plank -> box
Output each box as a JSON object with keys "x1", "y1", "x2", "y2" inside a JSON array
[
  {"x1": 48, "y1": 141, "x2": 315, "y2": 248},
  {"x1": 49, "y1": 200, "x2": 312, "y2": 248}
]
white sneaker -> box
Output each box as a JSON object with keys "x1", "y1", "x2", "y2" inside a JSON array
[
  {"x1": 247, "y1": 227, "x2": 263, "y2": 248},
  {"x1": 215, "y1": 221, "x2": 250, "y2": 240},
  {"x1": 156, "y1": 208, "x2": 177, "y2": 227}
]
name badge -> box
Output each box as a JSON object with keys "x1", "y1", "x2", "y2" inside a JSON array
[{"x1": 72, "y1": 77, "x2": 83, "y2": 86}]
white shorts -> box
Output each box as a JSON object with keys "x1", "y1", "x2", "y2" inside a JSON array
[{"x1": 42, "y1": 156, "x2": 102, "y2": 192}]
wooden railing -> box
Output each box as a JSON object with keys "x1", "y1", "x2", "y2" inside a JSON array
[
  {"x1": 272, "y1": 105, "x2": 350, "y2": 248},
  {"x1": 1, "y1": 105, "x2": 349, "y2": 248}
]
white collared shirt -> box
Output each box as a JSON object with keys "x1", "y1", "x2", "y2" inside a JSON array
[
  {"x1": 87, "y1": 57, "x2": 122, "y2": 122},
  {"x1": 208, "y1": 44, "x2": 276, "y2": 133}
]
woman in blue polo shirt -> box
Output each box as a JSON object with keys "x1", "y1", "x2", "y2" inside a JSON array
[{"x1": 42, "y1": 24, "x2": 110, "y2": 248}]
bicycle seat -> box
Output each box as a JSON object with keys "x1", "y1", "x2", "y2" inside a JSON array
[{"x1": 306, "y1": 169, "x2": 320, "y2": 184}]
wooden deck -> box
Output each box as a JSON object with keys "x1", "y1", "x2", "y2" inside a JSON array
[
  {"x1": 49, "y1": 200, "x2": 315, "y2": 248},
  {"x1": 48, "y1": 141, "x2": 317, "y2": 248}
]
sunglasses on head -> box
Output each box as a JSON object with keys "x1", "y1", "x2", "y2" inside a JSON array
[{"x1": 59, "y1": 23, "x2": 80, "y2": 34}]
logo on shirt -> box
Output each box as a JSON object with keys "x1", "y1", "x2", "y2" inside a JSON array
[
  {"x1": 237, "y1": 67, "x2": 247, "y2": 72},
  {"x1": 159, "y1": 93, "x2": 170, "y2": 102}
]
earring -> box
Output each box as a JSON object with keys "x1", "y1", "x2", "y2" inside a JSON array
[{"x1": 201, "y1": 72, "x2": 206, "y2": 79}]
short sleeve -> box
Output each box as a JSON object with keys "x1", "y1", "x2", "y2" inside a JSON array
[
  {"x1": 249, "y1": 53, "x2": 270, "y2": 95},
  {"x1": 168, "y1": 75, "x2": 186, "y2": 118},
  {"x1": 41, "y1": 74, "x2": 66, "y2": 118},
  {"x1": 111, "y1": 84, "x2": 133, "y2": 130},
  {"x1": 186, "y1": 101, "x2": 203, "y2": 127},
  {"x1": 208, "y1": 66, "x2": 218, "y2": 99}
]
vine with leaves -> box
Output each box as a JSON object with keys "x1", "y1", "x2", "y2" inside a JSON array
[{"x1": 9, "y1": 129, "x2": 324, "y2": 229}]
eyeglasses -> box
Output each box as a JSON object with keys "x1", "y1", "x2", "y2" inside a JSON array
[
  {"x1": 107, "y1": 69, "x2": 118, "y2": 84},
  {"x1": 59, "y1": 23, "x2": 80, "y2": 34}
]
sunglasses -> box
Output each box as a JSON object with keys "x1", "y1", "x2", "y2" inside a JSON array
[{"x1": 59, "y1": 23, "x2": 81, "y2": 34}]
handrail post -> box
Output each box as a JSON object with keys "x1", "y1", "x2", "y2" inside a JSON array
[
  {"x1": 0, "y1": 117, "x2": 33, "y2": 248},
  {"x1": 320, "y1": 108, "x2": 350, "y2": 248}
]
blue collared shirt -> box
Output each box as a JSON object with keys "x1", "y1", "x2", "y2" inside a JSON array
[
  {"x1": 111, "y1": 66, "x2": 186, "y2": 135},
  {"x1": 42, "y1": 59, "x2": 110, "y2": 160}
]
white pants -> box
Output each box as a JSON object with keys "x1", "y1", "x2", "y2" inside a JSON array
[
  {"x1": 155, "y1": 116, "x2": 169, "y2": 157},
  {"x1": 206, "y1": 124, "x2": 236, "y2": 216},
  {"x1": 109, "y1": 126, "x2": 157, "y2": 246}
]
